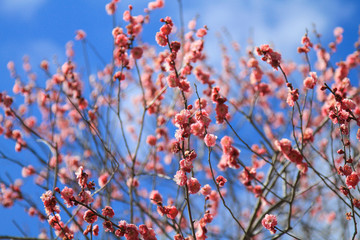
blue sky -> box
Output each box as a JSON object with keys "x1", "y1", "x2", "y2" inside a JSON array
[
  {"x1": 1, "y1": 0, "x2": 359, "y2": 79},
  {"x1": 0, "y1": 0, "x2": 359, "y2": 238}
]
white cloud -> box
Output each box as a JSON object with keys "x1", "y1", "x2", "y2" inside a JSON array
[
  {"x1": 0, "y1": 0, "x2": 46, "y2": 19},
  {"x1": 27, "y1": 40, "x2": 65, "y2": 62},
  {"x1": 1, "y1": 39, "x2": 64, "y2": 68},
  {"x1": 182, "y1": 0, "x2": 356, "y2": 61}
]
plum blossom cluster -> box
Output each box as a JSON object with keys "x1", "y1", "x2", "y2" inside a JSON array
[
  {"x1": 2, "y1": 0, "x2": 360, "y2": 239},
  {"x1": 149, "y1": 190, "x2": 179, "y2": 220},
  {"x1": 42, "y1": 166, "x2": 160, "y2": 240},
  {"x1": 218, "y1": 136, "x2": 240, "y2": 170},
  {"x1": 41, "y1": 190, "x2": 73, "y2": 239},
  {"x1": 238, "y1": 166, "x2": 263, "y2": 198},
  {"x1": 297, "y1": 33, "x2": 313, "y2": 53},
  {"x1": 211, "y1": 87, "x2": 229, "y2": 124},
  {"x1": 157, "y1": 17, "x2": 193, "y2": 92},
  {"x1": 256, "y1": 44, "x2": 282, "y2": 70},
  {"x1": 303, "y1": 72, "x2": 318, "y2": 89},
  {"x1": 0, "y1": 180, "x2": 22, "y2": 208},
  {"x1": 191, "y1": 102, "x2": 211, "y2": 138},
  {"x1": 173, "y1": 149, "x2": 202, "y2": 194},
  {"x1": 275, "y1": 138, "x2": 308, "y2": 174}
]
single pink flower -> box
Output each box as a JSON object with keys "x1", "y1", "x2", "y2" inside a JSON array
[
  {"x1": 174, "y1": 170, "x2": 187, "y2": 186},
  {"x1": 75, "y1": 166, "x2": 88, "y2": 188},
  {"x1": 146, "y1": 135, "x2": 157, "y2": 146},
  {"x1": 216, "y1": 175, "x2": 227, "y2": 187},
  {"x1": 150, "y1": 190, "x2": 163, "y2": 204},
  {"x1": 131, "y1": 47, "x2": 143, "y2": 59},
  {"x1": 98, "y1": 172, "x2": 109, "y2": 188},
  {"x1": 196, "y1": 28, "x2": 207, "y2": 38},
  {"x1": 22, "y1": 165, "x2": 36, "y2": 177},
  {"x1": 275, "y1": 138, "x2": 292, "y2": 155},
  {"x1": 102, "y1": 206, "x2": 115, "y2": 218},
  {"x1": 148, "y1": 0, "x2": 164, "y2": 10},
  {"x1": 105, "y1": 1, "x2": 117, "y2": 15},
  {"x1": 346, "y1": 172, "x2": 359, "y2": 189},
  {"x1": 262, "y1": 214, "x2": 277, "y2": 234},
  {"x1": 201, "y1": 184, "x2": 212, "y2": 196},
  {"x1": 187, "y1": 177, "x2": 201, "y2": 194},
  {"x1": 155, "y1": 32, "x2": 167, "y2": 47},
  {"x1": 60, "y1": 186, "x2": 74, "y2": 208},
  {"x1": 166, "y1": 206, "x2": 178, "y2": 219},
  {"x1": 93, "y1": 225, "x2": 99, "y2": 236},
  {"x1": 84, "y1": 210, "x2": 98, "y2": 224},
  {"x1": 303, "y1": 72, "x2": 317, "y2": 89},
  {"x1": 75, "y1": 30, "x2": 86, "y2": 40},
  {"x1": 204, "y1": 133, "x2": 217, "y2": 147}
]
